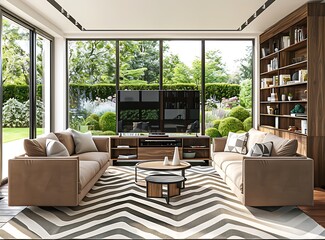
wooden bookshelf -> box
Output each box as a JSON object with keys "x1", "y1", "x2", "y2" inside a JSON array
[{"x1": 259, "y1": 2, "x2": 325, "y2": 187}]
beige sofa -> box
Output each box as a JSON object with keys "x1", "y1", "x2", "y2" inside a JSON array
[
  {"x1": 212, "y1": 129, "x2": 314, "y2": 206},
  {"x1": 8, "y1": 132, "x2": 110, "y2": 206}
]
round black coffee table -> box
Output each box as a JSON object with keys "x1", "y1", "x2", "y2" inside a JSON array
[{"x1": 145, "y1": 174, "x2": 185, "y2": 204}]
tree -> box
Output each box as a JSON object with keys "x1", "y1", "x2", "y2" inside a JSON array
[
  {"x1": 238, "y1": 46, "x2": 253, "y2": 81},
  {"x1": 2, "y1": 18, "x2": 30, "y2": 85},
  {"x1": 69, "y1": 40, "x2": 116, "y2": 84},
  {"x1": 163, "y1": 54, "x2": 182, "y2": 84},
  {"x1": 239, "y1": 79, "x2": 252, "y2": 108}
]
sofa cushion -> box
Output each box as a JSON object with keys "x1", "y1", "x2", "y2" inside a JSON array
[
  {"x1": 77, "y1": 152, "x2": 109, "y2": 168},
  {"x1": 263, "y1": 133, "x2": 298, "y2": 156},
  {"x1": 224, "y1": 160, "x2": 243, "y2": 193},
  {"x1": 224, "y1": 132, "x2": 248, "y2": 154},
  {"x1": 213, "y1": 152, "x2": 244, "y2": 171},
  {"x1": 246, "y1": 128, "x2": 268, "y2": 151},
  {"x1": 24, "y1": 132, "x2": 59, "y2": 156},
  {"x1": 46, "y1": 139, "x2": 69, "y2": 156},
  {"x1": 55, "y1": 131, "x2": 75, "y2": 155},
  {"x1": 79, "y1": 161, "x2": 100, "y2": 193},
  {"x1": 247, "y1": 142, "x2": 273, "y2": 157},
  {"x1": 69, "y1": 129, "x2": 98, "y2": 154}
]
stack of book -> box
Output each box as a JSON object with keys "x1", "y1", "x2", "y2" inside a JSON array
[{"x1": 118, "y1": 154, "x2": 137, "y2": 159}]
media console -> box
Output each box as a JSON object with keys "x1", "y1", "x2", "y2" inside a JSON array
[{"x1": 109, "y1": 136, "x2": 211, "y2": 163}]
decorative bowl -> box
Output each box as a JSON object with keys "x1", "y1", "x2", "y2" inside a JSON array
[{"x1": 183, "y1": 152, "x2": 196, "y2": 159}]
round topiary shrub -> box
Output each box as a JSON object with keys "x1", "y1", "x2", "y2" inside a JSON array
[
  {"x1": 229, "y1": 106, "x2": 250, "y2": 122},
  {"x1": 218, "y1": 117, "x2": 244, "y2": 136},
  {"x1": 205, "y1": 128, "x2": 222, "y2": 138},
  {"x1": 243, "y1": 116, "x2": 253, "y2": 132},
  {"x1": 212, "y1": 119, "x2": 221, "y2": 129},
  {"x1": 88, "y1": 113, "x2": 100, "y2": 121},
  {"x1": 99, "y1": 112, "x2": 116, "y2": 132},
  {"x1": 85, "y1": 118, "x2": 100, "y2": 130}
]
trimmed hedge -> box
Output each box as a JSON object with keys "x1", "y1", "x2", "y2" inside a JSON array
[
  {"x1": 205, "y1": 83, "x2": 240, "y2": 101},
  {"x1": 3, "y1": 85, "x2": 43, "y2": 102}
]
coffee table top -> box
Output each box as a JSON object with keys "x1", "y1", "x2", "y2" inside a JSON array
[
  {"x1": 145, "y1": 174, "x2": 185, "y2": 184},
  {"x1": 136, "y1": 160, "x2": 191, "y2": 171}
]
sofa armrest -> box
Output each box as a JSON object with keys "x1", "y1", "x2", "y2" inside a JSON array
[
  {"x1": 9, "y1": 156, "x2": 79, "y2": 206},
  {"x1": 242, "y1": 156, "x2": 314, "y2": 206},
  {"x1": 212, "y1": 137, "x2": 227, "y2": 152},
  {"x1": 92, "y1": 136, "x2": 109, "y2": 152}
]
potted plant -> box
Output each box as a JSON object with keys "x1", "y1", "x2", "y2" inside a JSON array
[{"x1": 288, "y1": 93, "x2": 293, "y2": 101}]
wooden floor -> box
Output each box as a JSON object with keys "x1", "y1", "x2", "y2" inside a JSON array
[{"x1": 0, "y1": 185, "x2": 325, "y2": 229}]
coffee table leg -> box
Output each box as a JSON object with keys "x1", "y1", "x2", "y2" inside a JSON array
[
  {"x1": 135, "y1": 166, "x2": 138, "y2": 183},
  {"x1": 181, "y1": 169, "x2": 185, "y2": 189}
]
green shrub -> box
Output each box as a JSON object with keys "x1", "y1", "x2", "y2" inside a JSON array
[
  {"x1": 212, "y1": 119, "x2": 221, "y2": 129},
  {"x1": 218, "y1": 117, "x2": 244, "y2": 136},
  {"x1": 205, "y1": 128, "x2": 222, "y2": 138},
  {"x1": 243, "y1": 117, "x2": 253, "y2": 131},
  {"x1": 88, "y1": 113, "x2": 100, "y2": 121},
  {"x1": 2, "y1": 84, "x2": 43, "y2": 103},
  {"x1": 229, "y1": 106, "x2": 250, "y2": 122},
  {"x1": 85, "y1": 118, "x2": 100, "y2": 130},
  {"x1": 99, "y1": 112, "x2": 116, "y2": 131},
  {"x1": 205, "y1": 83, "x2": 240, "y2": 102},
  {"x1": 91, "y1": 130, "x2": 116, "y2": 136},
  {"x1": 239, "y1": 79, "x2": 252, "y2": 109}
]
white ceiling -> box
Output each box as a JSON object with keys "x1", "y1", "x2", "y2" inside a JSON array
[{"x1": 0, "y1": 0, "x2": 318, "y2": 37}]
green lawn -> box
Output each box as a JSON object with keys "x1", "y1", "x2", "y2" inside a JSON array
[{"x1": 3, "y1": 128, "x2": 44, "y2": 143}]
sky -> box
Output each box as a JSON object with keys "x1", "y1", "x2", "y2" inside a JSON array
[{"x1": 167, "y1": 40, "x2": 252, "y2": 74}]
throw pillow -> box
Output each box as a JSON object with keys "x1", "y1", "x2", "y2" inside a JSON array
[
  {"x1": 55, "y1": 131, "x2": 75, "y2": 155},
  {"x1": 224, "y1": 132, "x2": 249, "y2": 154},
  {"x1": 69, "y1": 129, "x2": 98, "y2": 154},
  {"x1": 24, "y1": 132, "x2": 59, "y2": 156},
  {"x1": 246, "y1": 128, "x2": 268, "y2": 151},
  {"x1": 263, "y1": 133, "x2": 298, "y2": 156},
  {"x1": 46, "y1": 139, "x2": 69, "y2": 156},
  {"x1": 247, "y1": 141, "x2": 273, "y2": 157}
]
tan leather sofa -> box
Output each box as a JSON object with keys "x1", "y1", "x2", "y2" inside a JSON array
[
  {"x1": 212, "y1": 129, "x2": 314, "y2": 206},
  {"x1": 8, "y1": 132, "x2": 110, "y2": 206}
]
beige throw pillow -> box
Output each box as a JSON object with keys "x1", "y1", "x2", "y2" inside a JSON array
[
  {"x1": 69, "y1": 129, "x2": 98, "y2": 154},
  {"x1": 263, "y1": 133, "x2": 298, "y2": 156},
  {"x1": 46, "y1": 139, "x2": 69, "y2": 156},
  {"x1": 24, "y1": 132, "x2": 59, "y2": 156},
  {"x1": 246, "y1": 128, "x2": 268, "y2": 151}
]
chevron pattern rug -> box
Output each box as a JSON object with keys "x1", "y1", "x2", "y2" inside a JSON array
[{"x1": 1, "y1": 166, "x2": 325, "y2": 239}]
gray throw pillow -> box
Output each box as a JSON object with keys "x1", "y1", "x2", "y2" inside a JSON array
[
  {"x1": 224, "y1": 132, "x2": 249, "y2": 154},
  {"x1": 46, "y1": 139, "x2": 69, "y2": 156},
  {"x1": 69, "y1": 129, "x2": 98, "y2": 154},
  {"x1": 247, "y1": 141, "x2": 273, "y2": 157}
]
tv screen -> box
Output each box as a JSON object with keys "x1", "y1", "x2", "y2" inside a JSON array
[{"x1": 117, "y1": 90, "x2": 200, "y2": 133}]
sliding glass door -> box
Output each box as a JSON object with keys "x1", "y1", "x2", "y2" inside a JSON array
[{"x1": 0, "y1": 13, "x2": 53, "y2": 181}]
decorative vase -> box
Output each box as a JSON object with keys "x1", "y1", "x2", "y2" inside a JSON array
[
  {"x1": 163, "y1": 156, "x2": 169, "y2": 166},
  {"x1": 288, "y1": 96, "x2": 293, "y2": 101},
  {"x1": 281, "y1": 94, "x2": 286, "y2": 101},
  {"x1": 172, "y1": 146, "x2": 180, "y2": 166}
]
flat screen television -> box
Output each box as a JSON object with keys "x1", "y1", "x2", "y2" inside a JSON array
[{"x1": 117, "y1": 90, "x2": 200, "y2": 133}]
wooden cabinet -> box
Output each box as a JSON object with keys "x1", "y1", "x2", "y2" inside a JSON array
[
  {"x1": 259, "y1": 2, "x2": 325, "y2": 187},
  {"x1": 109, "y1": 136, "x2": 210, "y2": 161}
]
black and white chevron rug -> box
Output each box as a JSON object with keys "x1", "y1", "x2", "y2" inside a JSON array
[{"x1": 1, "y1": 166, "x2": 325, "y2": 239}]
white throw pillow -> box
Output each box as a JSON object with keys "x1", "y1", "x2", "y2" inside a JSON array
[
  {"x1": 224, "y1": 132, "x2": 249, "y2": 154},
  {"x1": 69, "y1": 129, "x2": 98, "y2": 154},
  {"x1": 46, "y1": 139, "x2": 69, "y2": 156}
]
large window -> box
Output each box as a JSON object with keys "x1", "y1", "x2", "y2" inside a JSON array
[
  {"x1": 67, "y1": 39, "x2": 253, "y2": 136},
  {"x1": 0, "y1": 14, "x2": 53, "y2": 180},
  {"x1": 68, "y1": 40, "x2": 116, "y2": 134}
]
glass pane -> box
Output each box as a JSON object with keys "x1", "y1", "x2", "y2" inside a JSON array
[
  {"x1": 204, "y1": 40, "x2": 253, "y2": 136},
  {"x1": 2, "y1": 17, "x2": 30, "y2": 179},
  {"x1": 119, "y1": 40, "x2": 159, "y2": 90},
  {"x1": 36, "y1": 35, "x2": 51, "y2": 136},
  {"x1": 68, "y1": 40, "x2": 117, "y2": 135},
  {"x1": 163, "y1": 40, "x2": 201, "y2": 89}
]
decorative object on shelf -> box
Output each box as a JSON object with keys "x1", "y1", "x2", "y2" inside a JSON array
[
  {"x1": 288, "y1": 93, "x2": 293, "y2": 101},
  {"x1": 288, "y1": 126, "x2": 297, "y2": 132},
  {"x1": 281, "y1": 35, "x2": 291, "y2": 48},
  {"x1": 270, "y1": 92, "x2": 278, "y2": 102},
  {"x1": 290, "y1": 104, "x2": 305, "y2": 114},
  {"x1": 301, "y1": 120, "x2": 308, "y2": 134},
  {"x1": 274, "y1": 105, "x2": 279, "y2": 115},
  {"x1": 275, "y1": 117, "x2": 279, "y2": 128},
  {"x1": 292, "y1": 56, "x2": 306, "y2": 63},
  {"x1": 163, "y1": 156, "x2": 169, "y2": 166},
  {"x1": 299, "y1": 69, "x2": 308, "y2": 82},
  {"x1": 280, "y1": 74, "x2": 291, "y2": 85},
  {"x1": 302, "y1": 89, "x2": 308, "y2": 101},
  {"x1": 267, "y1": 97, "x2": 271, "y2": 102},
  {"x1": 183, "y1": 152, "x2": 196, "y2": 159},
  {"x1": 172, "y1": 146, "x2": 180, "y2": 165},
  {"x1": 267, "y1": 107, "x2": 274, "y2": 115},
  {"x1": 281, "y1": 94, "x2": 286, "y2": 101}
]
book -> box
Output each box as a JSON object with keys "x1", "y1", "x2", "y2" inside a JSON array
[
  {"x1": 290, "y1": 113, "x2": 307, "y2": 117},
  {"x1": 117, "y1": 145, "x2": 130, "y2": 148},
  {"x1": 118, "y1": 154, "x2": 137, "y2": 159},
  {"x1": 299, "y1": 69, "x2": 308, "y2": 82}
]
